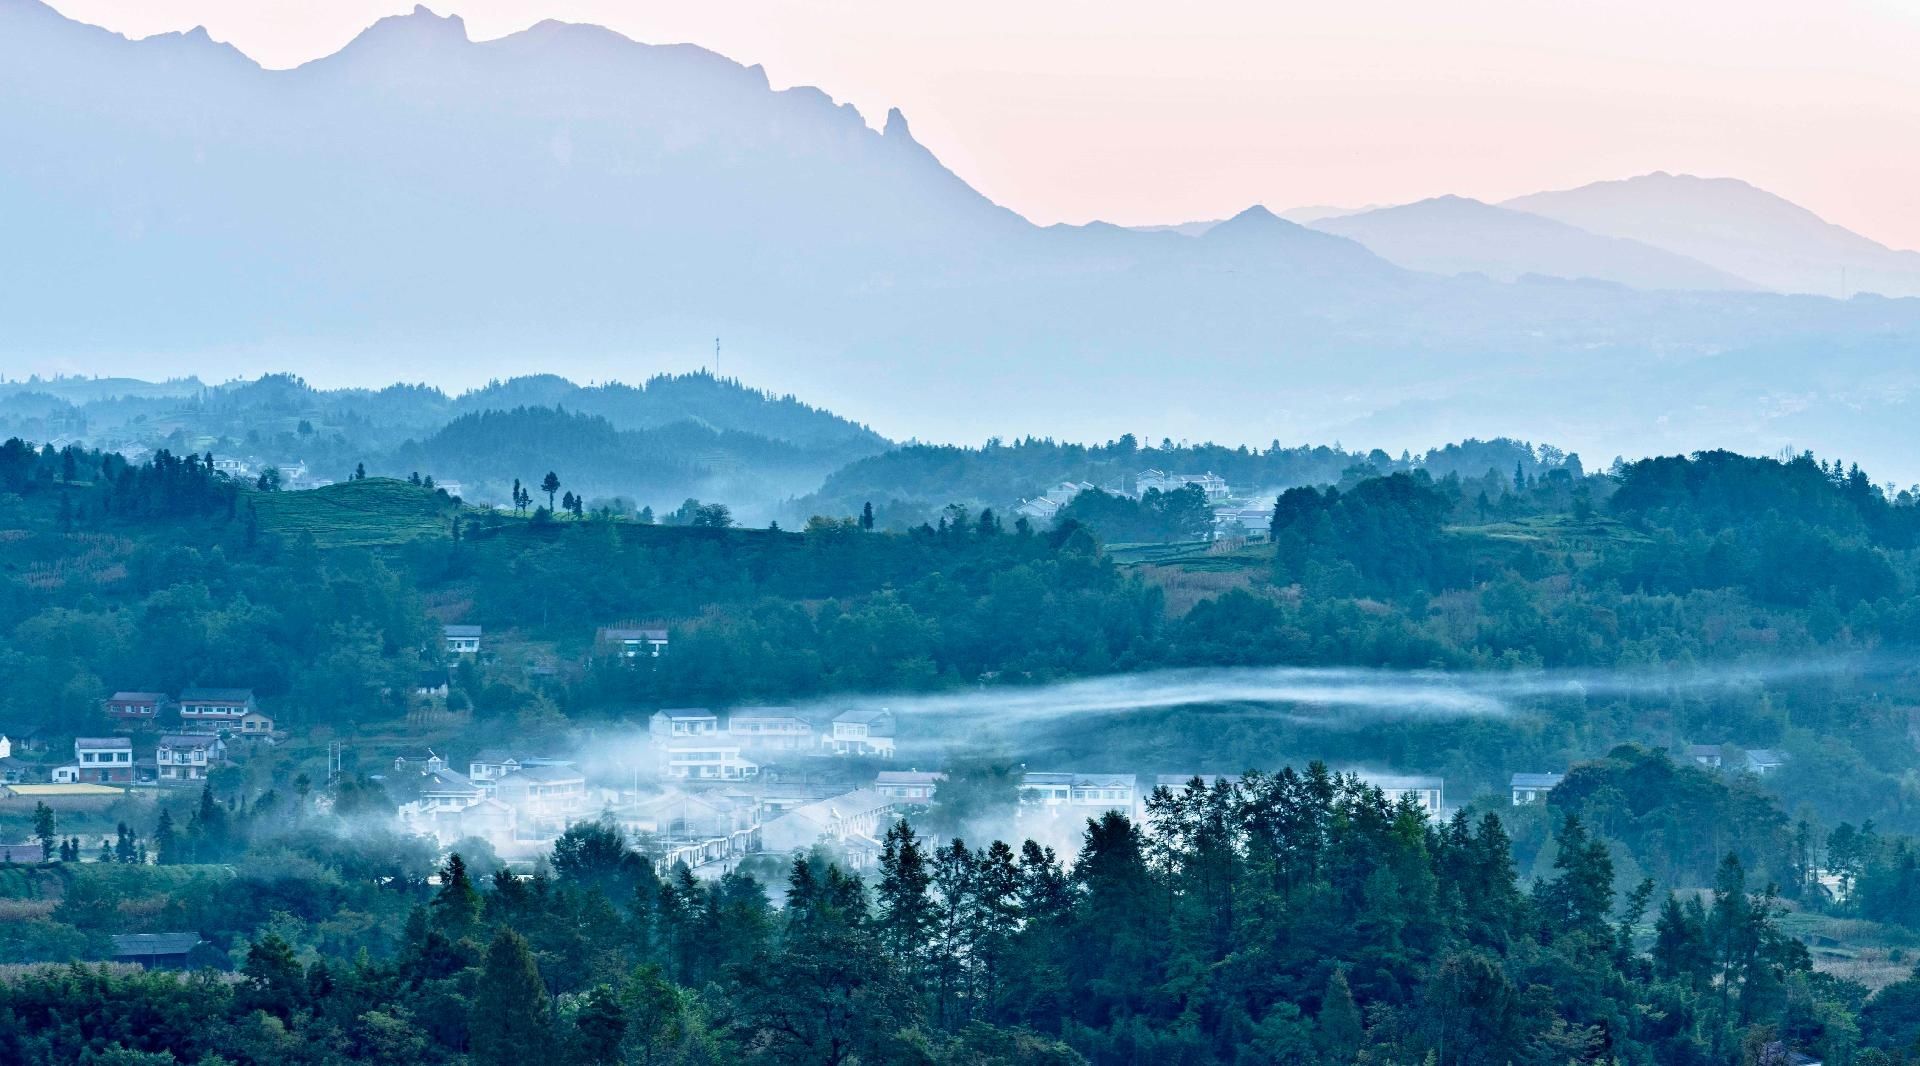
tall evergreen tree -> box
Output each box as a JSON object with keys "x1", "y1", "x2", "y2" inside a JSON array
[{"x1": 471, "y1": 927, "x2": 551, "y2": 1066}]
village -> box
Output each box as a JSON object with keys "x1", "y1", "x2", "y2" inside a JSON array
[{"x1": 0, "y1": 616, "x2": 1793, "y2": 882}]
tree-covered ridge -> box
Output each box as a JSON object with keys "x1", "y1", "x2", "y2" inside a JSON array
[
  {"x1": 384, "y1": 404, "x2": 883, "y2": 512},
  {"x1": 795, "y1": 435, "x2": 1577, "y2": 527},
  {"x1": 0, "y1": 372, "x2": 890, "y2": 517}
]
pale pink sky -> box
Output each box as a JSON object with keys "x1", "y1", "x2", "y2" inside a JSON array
[{"x1": 47, "y1": 0, "x2": 1920, "y2": 250}]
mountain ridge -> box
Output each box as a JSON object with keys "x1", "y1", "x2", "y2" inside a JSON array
[{"x1": 6, "y1": 0, "x2": 1920, "y2": 481}]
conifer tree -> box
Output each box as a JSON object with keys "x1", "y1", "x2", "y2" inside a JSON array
[{"x1": 471, "y1": 927, "x2": 551, "y2": 1066}]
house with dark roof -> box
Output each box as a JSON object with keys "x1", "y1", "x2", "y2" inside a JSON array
[
  {"x1": 178, "y1": 688, "x2": 257, "y2": 734},
  {"x1": 444, "y1": 624, "x2": 482, "y2": 655},
  {"x1": 111, "y1": 932, "x2": 203, "y2": 969},
  {"x1": 156, "y1": 734, "x2": 225, "y2": 782},
  {"x1": 1510, "y1": 772, "x2": 1564, "y2": 805},
  {"x1": 104, "y1": 691, "x2": 171, "y2": 727},
  {"x1": 599, "y1": 623, "x2": 669, "y2": 659}
]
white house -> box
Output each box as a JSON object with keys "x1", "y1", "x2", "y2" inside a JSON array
[
  {"x1": 1745, "y1": 749, "x2": 1787, "y2": 775},
  {"x1": 1019, "y1": 771, "x2": 1138, "y2": 813},
  {"x1": 824, "y1": 709, "x2": 896, "y2": 757},
  {"x1": 467, "y1": 749, "x2": 573, "y2": 783},
  {"x1": 1211, "y1": 507, "x2": 1273, "y2": 542},
  {"x1": 1687, "y1": 745, "x2": 1725, "y2": 769},
  {"x1": 599, "y1": 625, "x2": 670, "y2": 659},
  {"x1": 649, "y1": 709, "x2": 721, "y2": 740},
  {"x1": 75, "y1": 737, "x2": 134, "y2": 784},
  {"x1": 613, "y1": 789, "x2": 761, "y2": 869},
  {"x1": 727, "y1": 708, "x2": 815, "y2": 750},
  {"x1": 1509, "y1": 772, "x2": 1563, "y2": 805},
  {"x1": 659, "y1": 738, "x2": 760, "y2": 782},
  {"x1": 492, "y1": 764, "x2": 592, "y2": 833},
  {"x1": 1357, "y1": 773, "x2": 1445, "y2": 820},
  {"x1": 1135, "y1": 469, "x2": 1231, "y2": 503},
  {"x1": 759, "y1": 788, "x2": 894, "y2": 868},
  {"x1": 1014, "y1": 480, "x2": 1096, "y2": 524},
  {"x1": 875, "y1": 770, "x2": 945, "y2": 802},
  {"x1": 444, "y1": 625, "x2": 482, "y2": 655},
  {"x1": 1013, "y1": 496, "x2": 1065, "y2": 523},
  {"x1": 177, "y1": 688, "x2": 256, "y2": 734},
  {"x1": 156, "y1": 734, "x2": 225, "y2": 781}
]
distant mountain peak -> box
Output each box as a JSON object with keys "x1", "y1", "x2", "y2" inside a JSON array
[
  {"x1": 883, "y1": 106, "x2": 913, "y2": 141},
  {"x1": 340, "y1": 3, "x2": 469, "y2": 52}
]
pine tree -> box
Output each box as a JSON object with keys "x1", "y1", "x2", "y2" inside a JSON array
[
  {"x1": 571, "y1": 984, "x2": 627, "y2": 1065},
  {"x1": 432, "y1": 853, "x2": 483, "y2": 941},
  {"x1": 542, "y1": 471, "x2": 561, "y2": 511},
  {"x1": 153, "y1": 809, "x2": 178, "y2": 865},
  {"x1": 471, "y1": 927, "x2": 551, "y2": 1066},
  {"x1": 1317, "y1": 967, "x2": 1364, "y2": 1061},
  {"x1": 33, "y1": 802, "x2": 55, "y2": 860},
  {"x1": 861, "y1": 501, "x2": 875, "y2": 531},
  {"x1": 875, "y1": 820, "x2": 934, "y2": 989}
]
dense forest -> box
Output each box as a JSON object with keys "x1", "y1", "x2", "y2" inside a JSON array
[{"x1": 8, "y1": 434, "x2": 1920, "y2": 1062}]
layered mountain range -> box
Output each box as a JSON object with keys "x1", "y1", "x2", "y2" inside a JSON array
[{"x1": 5, "y1": 0, "x2": 1920, "y2": 479}]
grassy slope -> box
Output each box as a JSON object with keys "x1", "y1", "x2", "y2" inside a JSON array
[{"x1": 250, "y1": 478, "x2": 465, "y2": 548}]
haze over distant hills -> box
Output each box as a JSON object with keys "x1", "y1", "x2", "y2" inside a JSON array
[
  {"x1": 1309, "y1": 196, "x2": 1755, "y2": 291},
  {"x1": 1503, "y1": 173, "x2": 1920, "y2": 299},
  {"x1": 5, "y1": 0, "x2": 1920, "y2": 480}
]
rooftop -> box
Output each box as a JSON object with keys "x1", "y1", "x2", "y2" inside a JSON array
[
  {"x1": 601, "y1": 626, "x2": 668, "y2": 640},
  {"x1": 1358, "y1": 774, "x2": 1445, "y2": 791},
  {"x1": 112, "y1": 932, "x2": 202, "y2": 957},
  {"x1": 108, "y1": 691, "x2": 168, "y2": 703},
  {"x1": 497, "y1": 763, "x2": 585, "y2": 784},
  {"x1": 180, "y1": 687, "x2": 254, "y2": 702},
  {"x1": 158, "y1": 734, "x2": 217, "y2": 748},
  {"x1": 1510, "y1": 772, "x2": 1564, "y2": 789},
  {"x1": 76, "y1": 737, "x2": 132, "y2": 748},
  {"x1": 443, "y1": 624, "x2": 483, "y2": 638},
  {"x1": 3, "y1": 783, "x2": 127, "y2": 796},
  {"x1": 876, "y1": 771, "x2": 946, "y2": 786}
]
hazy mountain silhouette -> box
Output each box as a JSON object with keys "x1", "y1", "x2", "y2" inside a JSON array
[
  {"x1": 6, "y1": 1, "x2": 1920, "y2": 478},
  {"x1": 1311, "y1": 196, "x2": 1757, "y2": 291},
  {"x1": 1504, "y1": 173, "x2": 1920, "y2": 298}
]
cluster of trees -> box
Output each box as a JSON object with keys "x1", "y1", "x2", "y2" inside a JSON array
[
  {"x1": 798, "y1": 434, "x2": 1579, "y2": 527},
  {"x1": 1058, "y1": 485, "x2": 1214, "y2": 543},
  {"x1": 4, "y1": 771, "x2": 1908, "y2": 1065}
]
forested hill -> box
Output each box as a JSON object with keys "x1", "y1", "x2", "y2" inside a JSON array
[
  {"x1": 796, "y1": 434, "x2": 1583, "y2": 526},
  {"x1": 0, "y1": 371, "x2": 890, "y2": 517},
  {"x1": 385, "y1": 405, "x2": 881, "y2": 511}
]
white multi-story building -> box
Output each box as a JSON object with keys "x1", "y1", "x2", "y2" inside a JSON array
[
  {"x1": 823, "y1": 709, "x2": 895, "y2": 757},
  {"x1": 156, "y1": 734, "x2": 225, "y2": 781},
  {"x1": 660, "y1": 738, "x2": 759, "y2": 782},
  {"x1": 1357, "y1": 773, "x2": 1445, "y2": 820},
  {"x1": 728, "y1": 708, "x2": 814, "y2": 750}
]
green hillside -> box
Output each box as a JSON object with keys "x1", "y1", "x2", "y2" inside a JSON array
[{"x1": 250, "y1": 477, "x2": 465, "y2": 547}]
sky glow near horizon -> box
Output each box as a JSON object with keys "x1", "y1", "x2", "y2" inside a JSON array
[{"x1": 42, "y1": 0, "x2": 1920, "y2": 250}]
